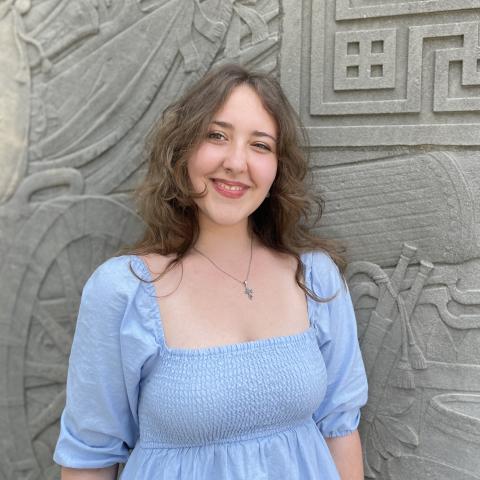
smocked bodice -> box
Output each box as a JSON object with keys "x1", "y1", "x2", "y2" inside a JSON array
[{"x1": 139, "y1": 327, "x2": 326, "y2": 447}]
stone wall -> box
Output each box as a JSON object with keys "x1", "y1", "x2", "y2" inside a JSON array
[
  {"x1": 282, "y1": 1, "x2": 480, "y2": 478},
  {"x1": 0, "y1": 1, "x2": 479, "y2": 479}
]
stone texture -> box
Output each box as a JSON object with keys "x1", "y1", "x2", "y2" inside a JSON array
[
  {"x1": 1, "y1": 0, "x2": 479, "y2": 479},
  {"x1": 281, "y1": 1, "x2": 480, "y2": 479},
  {"x1": 0, "y1": 5, "x2": 30, "y2": 204}
]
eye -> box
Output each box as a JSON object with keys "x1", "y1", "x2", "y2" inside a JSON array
[
  {"x1": 253, "y1": 142, "x2": 272, "y2": 151},
  {"x1": 207, "y1": 131, "x2": 227, "y2": 141}
]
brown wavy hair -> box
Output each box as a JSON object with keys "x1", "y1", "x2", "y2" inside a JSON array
[{"x1": 123, "y1": 63, "x2": 346, "y2": 302}]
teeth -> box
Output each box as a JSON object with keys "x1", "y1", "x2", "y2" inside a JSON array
[{"x1": 216, "y1": 181, "x2": 244, "y2": 191}]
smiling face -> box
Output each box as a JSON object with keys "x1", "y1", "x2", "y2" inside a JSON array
[{"x1": 187, "y1": 85, "x2": 278, "y2": 231}]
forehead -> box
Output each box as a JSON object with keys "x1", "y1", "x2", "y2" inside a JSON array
[{"x1": 213, "y1": 85, "x2": 277, "y2": 134}]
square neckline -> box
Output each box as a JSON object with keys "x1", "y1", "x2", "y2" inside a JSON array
[{"x1": 131, "y1": 253, "x2": 316, "y2": 356}]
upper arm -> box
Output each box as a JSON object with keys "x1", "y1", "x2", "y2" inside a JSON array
[
  {"x1": 309, "y1": 252, "x2": 368, "y2": 438},
  {"x1": 54, "y1": 257, "x2": 157, "y2": 469}
]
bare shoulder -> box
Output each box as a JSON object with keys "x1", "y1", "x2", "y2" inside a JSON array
[
  {"x1": 141, "y1": 252, "x2": 178, "y2": 274},
  {"x1": 138, "y1": 253, "x2": 183, "y2": 294},
  {"x1": 256, "y1": 244, "x2": 299, "y2": 274}
]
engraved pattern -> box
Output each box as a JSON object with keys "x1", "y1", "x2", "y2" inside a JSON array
[
  {"x1": 0, "y1": 194, "x2": 143, "y2": 480},
  {"x1": 283, "y1": 0, "x2": 480, "y2": 146},
  {"x1": 348, "y1": 246, "x2": 480, "y2": 479},
  {"x1": 334, "y1": 29, "x2": 396, "y2": 91},
  {"x1": 313, "y1": 152, "x2": 477, "y2": 265},
  {"x1": 315, "y1": 21, "x2": 480, "y2": 116}
]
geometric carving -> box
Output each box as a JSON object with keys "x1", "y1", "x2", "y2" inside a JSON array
[
  {"x1": 334, "y1": 29, "x2": 396, "y2": 90},
  {"x1": 433, "y1": 26, "x2": 480, "y2": 111},
  {"x1": 282, "y1": 0, "x2": 480, "y2": 146},
  {"x1": 315, "y1": 22, "x2": 480, "y2": 115}
]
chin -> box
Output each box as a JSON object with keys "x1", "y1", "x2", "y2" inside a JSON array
[
  {"x1": 198, "y1": 210, "x2": 250, "y2": 228},
  {"x1": 212, "y1": 216, "x2": 248, "y2": 227},
  {"x1": 197, "y1": 203, "x2": 261, "y2": 228}
]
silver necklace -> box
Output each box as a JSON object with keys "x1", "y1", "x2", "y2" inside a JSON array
[{"x1": 192, "y1": 236, "x2": 254, "y2": 300}]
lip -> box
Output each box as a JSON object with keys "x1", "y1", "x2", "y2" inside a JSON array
[{"x1": 210, "y1": 178, "x2": 249, "y2": 199}]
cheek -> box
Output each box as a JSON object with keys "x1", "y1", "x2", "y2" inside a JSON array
[
  {"x1": 255, "y1": 159, "x2": 278, "y2": 189},
  {"x1": 188, "y1": 145, "x2": 221, "y2": 179}
]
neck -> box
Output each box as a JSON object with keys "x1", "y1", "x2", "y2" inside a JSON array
[{"x1": 193, "y1": 218, "x2": 254, "y2": 262}]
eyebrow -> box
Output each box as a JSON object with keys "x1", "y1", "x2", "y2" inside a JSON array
[{"x1": 211, "y1": 120, "x2": 277, "y2": 143}]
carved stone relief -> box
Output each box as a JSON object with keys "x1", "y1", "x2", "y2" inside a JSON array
[
  {"x1": 281, "y1": 1, "x2": 480, "y2": 479},
  {"x1": 0, "y1": 1, "x2": 280, "y2": 479},
  {"x1": 347, "y1": 246, "x2": 480, "y2": 479},
  {"x1": 283, "y1": 0, "x2": 480, "y2": 146}
]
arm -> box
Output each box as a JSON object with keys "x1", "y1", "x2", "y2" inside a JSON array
[
  {"x1": 61, "y1": 465, "x2": 118, "y2": 480},
  {"x1": 325, "y1": 430, "x2": 364, "y2": 480},
  {"x1": 308, "y1": 252, "x2": 368, "y2": 478},
  {"x1": 53, "y1": 258, "x2": 146, "y2": 472}
]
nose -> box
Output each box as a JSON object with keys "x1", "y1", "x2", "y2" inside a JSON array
[{"x1": 222, "y1": 142, "x2": 248, "y2": 173}]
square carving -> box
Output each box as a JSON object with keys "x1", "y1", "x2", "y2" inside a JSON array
[{"x1": 334, "y1": 29, "x2": 396, "y2": 90}]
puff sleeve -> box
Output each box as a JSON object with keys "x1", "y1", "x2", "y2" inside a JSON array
[
  {"x1": 309, "y1": 251, "x2": 368, "y2": 438},
  {"x1": 53, "y1": 256, "x2": 159, "y2": 468}
]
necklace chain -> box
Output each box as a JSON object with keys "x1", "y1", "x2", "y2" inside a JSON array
[{"x1": 192, "y1": 236, "x2": 254, "y2": 300}]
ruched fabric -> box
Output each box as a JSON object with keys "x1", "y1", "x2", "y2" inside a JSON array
[{"x1": 54, "y1": 251, "x2": 368, "y2": 479}]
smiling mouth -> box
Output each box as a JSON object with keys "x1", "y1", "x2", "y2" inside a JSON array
[
  {"x1": 210, "y1": 179, "x2": 250, "y2": 191},
  {"x1": 210, "y1": 179, "x2": 249, "y2": 198},
  {"x1": 215, "y1": 182, "x2": 244, "y2": 191}
]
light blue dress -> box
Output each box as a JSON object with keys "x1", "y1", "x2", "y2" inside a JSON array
[{"x1": 54, "y1": 251, "x2": 368, "y2": 479}]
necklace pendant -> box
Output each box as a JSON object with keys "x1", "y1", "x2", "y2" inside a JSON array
[{"x1": 243, "y1": 281, "x2": 254, "y2": 300}]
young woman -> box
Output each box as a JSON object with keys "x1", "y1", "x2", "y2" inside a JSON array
[{"x1": 54, "y1": 64, "x2": 368, "y2": 479}]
